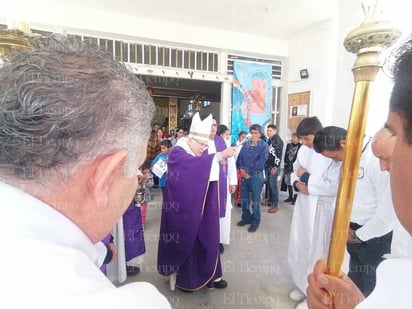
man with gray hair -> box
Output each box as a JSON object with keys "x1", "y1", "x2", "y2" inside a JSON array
[{"x1": 0, "y1": 35, "x2": 170, "y2": 308}]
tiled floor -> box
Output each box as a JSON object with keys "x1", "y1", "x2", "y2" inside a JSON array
[{"x1": 124, "y1": 187, "x2": 299, "y2": 308}]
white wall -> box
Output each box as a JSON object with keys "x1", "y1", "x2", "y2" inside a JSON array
[
  {"x1": 286, "y1": 0, "x2": 412, "y2": 137},
  {"x1": 333, "y1": 0, "x2": 412, "y2": 135},
  {"x1": 286, "y1": 20, "x2": 339, "y2": 132},
  {"x1": 333, "y1": 0, "x2": 364, "y2": 129},
  {"x1": 285, "y1": 0, "x2": 366, "y2": 132}
]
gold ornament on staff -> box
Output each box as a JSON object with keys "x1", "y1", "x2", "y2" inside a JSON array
[{"x1": 327, "y1": 1, "x2": 400, "y2": 282}]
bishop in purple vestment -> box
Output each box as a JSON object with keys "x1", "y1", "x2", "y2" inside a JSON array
[{"x1": 157, "y1": 113, "x2": 235, "y2": 291}]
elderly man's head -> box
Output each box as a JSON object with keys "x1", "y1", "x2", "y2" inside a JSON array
[
  {"x1": 0, "y1": 35, "x2": 154, "y2": 242},
  {"x1": 371, "y1": 127, "x2": 396, "y2": 172}
]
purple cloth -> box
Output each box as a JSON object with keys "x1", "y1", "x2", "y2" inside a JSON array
[
  {"x1": 123, "y1": 200, "x2": 145, "y2": 261},
  {"x1": 208, "y1": 135, "x2": 228, "y2": 218},
  {"x1": 157, "y1": 145, "x2": 222, "y2": 290},
  {"x1": 99, "y1": 234, "x2": 112, "y2": 274}
]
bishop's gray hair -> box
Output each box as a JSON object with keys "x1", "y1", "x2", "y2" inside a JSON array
[{"x1": 0, "y1": 34, "x2": 154, "y2": 183}]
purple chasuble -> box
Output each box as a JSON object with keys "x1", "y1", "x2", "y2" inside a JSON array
[
  {"x1": 157, "y1": 145, "x2": 222, "y2": 291},
  {"x1": 123, "y1": 200, "x2": 145, "y2": 261},
  {"x1": 209, "y1": 135, "x2": 228, "y2": 217}
]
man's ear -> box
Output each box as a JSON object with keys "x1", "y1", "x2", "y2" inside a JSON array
[
  {"x1": 340, "y1": 139, "x2": 347, "y2": 148},
  {"x1": 90, "y1": 150, "x2": 128, "y2": 210}
]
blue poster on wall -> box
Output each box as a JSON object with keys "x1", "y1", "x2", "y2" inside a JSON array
[{"x1": 231, "y1": 61, "x2": 272, "y2": 144}]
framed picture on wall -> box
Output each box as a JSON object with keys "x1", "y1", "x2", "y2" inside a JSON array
[
  {"x1": 291, "y1": 105, "x2": 298, "y2": 117},
  {"x1": 288, "y1": 91, "x2": 311, "y2": 132},
  {"x1": 290, "y1": 104, "x2": 308, "y2": 118}
]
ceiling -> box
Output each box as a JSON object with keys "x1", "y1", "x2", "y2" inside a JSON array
[{"x1": 70, "y1": 0, "x2": 337, "y2": 40}]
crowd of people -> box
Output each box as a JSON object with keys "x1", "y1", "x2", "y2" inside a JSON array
[{"x1": 2, "y1": 32, "x2": 412, "y2": 309}]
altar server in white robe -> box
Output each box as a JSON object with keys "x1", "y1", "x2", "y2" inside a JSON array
[
  {"x1": 216, "y1": 124, "x2": 237, "y2": 249},
  {"x1": 219, "y1": 125, "x2": 238, "y2": 247},
  {"x1": 287, "y1": 117, "x2": 333, "y2": 303}
]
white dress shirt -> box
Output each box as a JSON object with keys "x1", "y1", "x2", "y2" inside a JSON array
[
  {"x1": 351, "y1": 142, "x2": 393, "y2": 241},
  {"x1": 0, "y1": 181, "x2": 170, "y2": 309}
]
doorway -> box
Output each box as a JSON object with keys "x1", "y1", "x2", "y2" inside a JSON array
[{"x1": 138, "y1": 75, "x2": 222, "y2": 134}]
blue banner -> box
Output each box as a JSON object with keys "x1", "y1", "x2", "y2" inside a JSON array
[{"x1": 231, "y1": 61, "x2": 272, "y2": 143}]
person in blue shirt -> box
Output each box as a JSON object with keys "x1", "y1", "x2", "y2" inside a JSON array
[{"x1": 236, "y1": 124, "x2": 268, "y2": 232}]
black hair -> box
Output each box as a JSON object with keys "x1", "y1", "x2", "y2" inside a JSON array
[
  {"x1": 267, "y1": 124, "x2": 277, "y2": 130},
  {"x1": 238, "y1": 131, "x2": 247, "y2": 137},
  {"x1": 217, "y1": 124, "x2": 229, "y2": 136},
  {"x1": 313, "y1": 126, "x2": 347, "y2": 153},
  {"x1": 296, "y1": 116, "x2": 323, "y2": 137},
  {"x1": 160, "y1": 139, "x2": 172, "y2": 148},
  {"x1": 140, "y1": 159, "x2": 151, "y2": 170},
  {"x1": 389, "y1": 36, "x2": 412, "y2": 144},
  {"x1": 249, "y1": 124, "x2": 262, "y2": 134}
]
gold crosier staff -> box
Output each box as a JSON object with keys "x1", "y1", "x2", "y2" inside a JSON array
[{"x1": 326, "y1": 1, "x2": 400, "y2": 290}]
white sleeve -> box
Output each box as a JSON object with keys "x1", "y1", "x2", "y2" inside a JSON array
[
  {"x1": 227, "y1": 156, "x2": 237, "y2": 185},
  {"x1": 356, "y1": 154, "x2": 394, "y2": 241},
  {"x1": 291, "y1": 147, "x2": 305, "y2": 186}
]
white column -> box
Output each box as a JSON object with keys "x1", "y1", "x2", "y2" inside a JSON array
[
  {"x1": 220, "y1": 81, "x2": 232, "y2": 126},
  {"x1": 219, "y1": 51, "x2": 232, "y2": 127}
]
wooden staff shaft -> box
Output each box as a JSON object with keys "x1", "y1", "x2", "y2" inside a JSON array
[
  {"x1": 327, "y1": 79, "x2": 377, "y2": 276},
  {"x1": 327, "y1": 47, "x2": 382, "y2": 277}
]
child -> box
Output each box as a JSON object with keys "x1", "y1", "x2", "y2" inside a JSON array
[
  {"x1": 138, "y1": 161, "x2": 153, "y2": 225},
  {"x1": 151, "y1": 139, "x2": 172, "y2": 196},
  {"x1": 281, "y1": 132, "x2": 301, "y2": 204}
]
